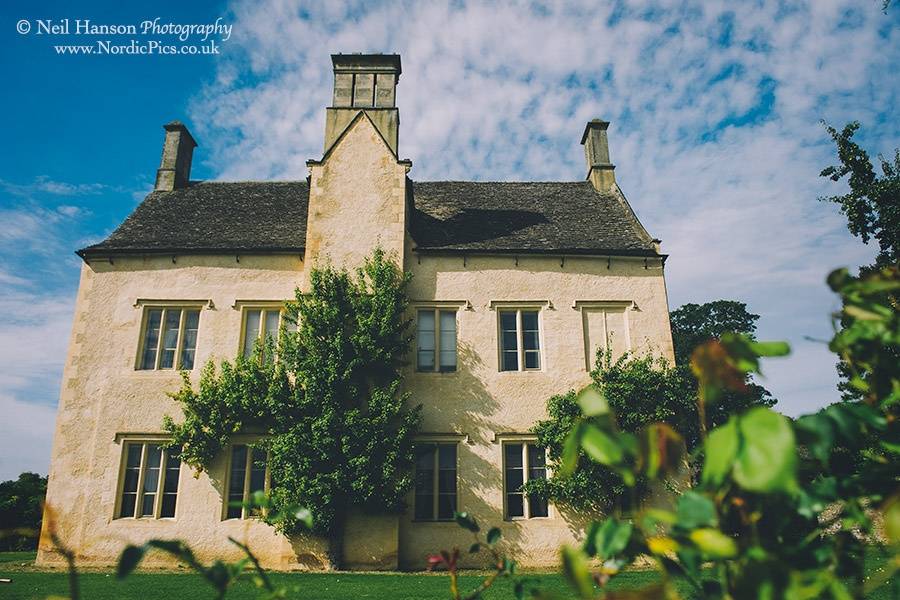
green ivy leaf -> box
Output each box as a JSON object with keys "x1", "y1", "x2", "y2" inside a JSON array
[
  {"x1": 559, "y1": 423, "x2": 581, "y2": 477},
  {"x1": 581, "y1": 424, "x2": 624, "y2": 466},
  {"x1": 486, "y1": 527, "x2": 501, "y2": 545},
  {"x1": 702, "y1": 417, "x2": 739, "y2": 487},
  {"x1": 676, "y1": 491, "x2": 717, "y2": 529},
  {"x1": 454, "y1": 511, "x2": 480, "y2": 533},
  {"x1": 292, "y1": 507, "x2": 313, "y2": 530},
  {"x1": 561, "y1": 545, "x2": 594, "y2": 599},
  {"x1": 689, "y1": 528, "x2": 737, "y2": 559},
  {"x1": 576, "y1": 385, "x2": 609, "y2": 416},
  {"x1": 592, "y1": 518, "x2": 633, "y2": 559},
  {"x1": 733, "y1": 408, "x2": 797, "y2": 493},
  {"x1": 748, "y1": 340, "x2": 791, "y2": 357}
]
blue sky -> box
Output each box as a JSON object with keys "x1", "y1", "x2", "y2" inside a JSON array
[{"x1": 0, "y1": 0, "x2": 897, "y2": 480}]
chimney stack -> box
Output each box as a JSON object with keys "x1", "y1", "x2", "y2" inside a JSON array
[
  {"x1": 155, "y1": 121, "x2": 197, "y2": 191},
  {"x1": 581, "y1": 119, "x2": 616, "y2": 191},
  {"x1": 324, "y1": 54, "x2": 401, "y2": 156}
]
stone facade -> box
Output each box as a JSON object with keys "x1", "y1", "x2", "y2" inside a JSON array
[{"x1": 38, "y1": 54, "x2": 675, "y2": 570}]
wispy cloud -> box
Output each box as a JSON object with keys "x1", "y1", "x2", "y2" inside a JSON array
[
  {"x1": 1, "y1": 175, "x2": 108, "y2": 197},
  {"x1": 187, "y1": 0, "x2": 897, "y2": 415}
]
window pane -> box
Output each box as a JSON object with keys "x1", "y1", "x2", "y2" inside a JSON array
[
  {"x1": 438, "y1": 444, "x2": 456, "y2": 470},
  {"x1": 119, "y1": 443, "x2": 143, "y2": 518},
  {"x1": 506, "y1": 494, "x2": 524, "y2": 518},
  {"x1": 264, "y1": 311, "x2": 280, "y2": 343},
  {"x1": 120, "y1": 494, "x2": 137, "y2": 519},
  {"x1": 160, "y1": 449, "x2": 181, "y2": 518},
  {"x1": 415, "y1": 495, "x2": 434, "y2": 520},
  {"x1": 159, "y1": 310, "x2": 181, "y2": 369},
  {"x1": 528, "y1": 444, "x2": 546, "y2": 469},
  {"x1": 243, "y1": 310, "x2": 261, "y2": 358},
  {"x1": 439, "y1": 312, "x2": 457, "y2": 371},
  {"x1": 179, "y1": 310, "x2": 200, "y2": 370},
  {"x1": 500, "y1": 311, "x2": 517, "y2": 332},
  {"x1": 417, "y1": 311, "x2": 435, "y2": 371},
  {"x1": 414, "y1": 445, "x2": 436, "y2": 520},
  {"x1": 249, "y1": 449, "x2": 267, "y2": 495},
  {"x1": 505, "y1": 444, "x2": 523, "y2": 468},
  {"x1": 140, "y1": 310, "x2": 162, "y2": 369},
  {"x1": 521, "y1": 311, "x2": 539, "y2": 332},
  {"x1": 502, "y1": 350, "x2": 519, "y2": 371},
  {"x1": 502, "y1": 331, "x2": 518, "y2": 351},
  {"x1": 524, "y1": 350, "x2": 541, "y2": 370},
  {"x1": 528, "y1": 495, "x2": 549, "y2": 518},
  {"x1": 437, "y1": 494, "x2": 457, "y2": 520},
  {"x1": 141, "y1": 445, "x2": 162, "y2": 516},
  {"x1": 523, "y1": 330, "x2": 540, "y2": 351},
  {"x1": 227, "y1": 445, "x2": 248, "y2": 519}
]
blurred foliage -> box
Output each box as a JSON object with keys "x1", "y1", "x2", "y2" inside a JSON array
[
  {"x1": 524, "y1": 300, "x2": 775, "y2": 514},
  {"x1": 545, "y1": 266, "x2": 899, "y2": 599}
]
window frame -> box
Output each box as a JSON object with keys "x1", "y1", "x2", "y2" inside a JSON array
[
  {"x1": 134, "y1": 303, "x2": 204, "y2": 371},
  {"x1": 222, "y1": 442, "x2": 271, "y2": 521},
  {"x1": 236, "y1": 302, "x2": 288, "y2": 360},
  {"x1": 113, "y1": 437, "x2": 182, "y2": 521},
  {"x1": 415, "y1": 308, "x2": 459, "y2": 373},
  {"x1": 501, "y1": 438, "x2": 550, "y2": 521},
  {"x1": 412, "y1": 440, "x2": 460, "y2": 522},
  {"x1": 494, "y1": 305, "x2": 544, "y2": 372}
]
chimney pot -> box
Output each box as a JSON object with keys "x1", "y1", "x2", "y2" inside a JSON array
[
  {"x1": 581, "y1": 119, "x2": 616, "y2": 191},
  {"x1": 155, "y1": 120, "x2": 197, "y2": 191}
]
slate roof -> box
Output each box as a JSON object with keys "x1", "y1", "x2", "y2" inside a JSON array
[
  {"x1": 410, "y1": 181, "x2": 657, "y2": 256},
  {"x1": 78, "y1": 181, "x2": 310, "y2": 257},
  {"x1": 78, "y1": 179, "x2": 660, "y2": 258}
]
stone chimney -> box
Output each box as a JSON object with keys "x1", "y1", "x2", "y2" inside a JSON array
[
  {"x1": 155, "y1": 121, "x2": 197, "y2": 191},
  {"x1": 324, "y1": 54, "x2": 401, "y2": 156},
  {"x1": 581, "y1": 119, "x2": 616, "y2": 191}
]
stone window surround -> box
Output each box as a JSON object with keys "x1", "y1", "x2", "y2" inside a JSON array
[
  {"x1": 494, "y1": 433, "x2": 552, "y2": 521},
  {"x1": 222, "y1": 435, "x2": 271, "y2": 521},
  {"x1": 410, "y1": 301, "x2": 467, "y2": 374},
  {"x1": 112, "y1": 434, "x2": 181, "y2": 521},
  {"x1": 490, "y1": 300, "x2": 549, "y2": 373},
  {"x1": 132, "y1": 299, "x2": 210, "y2": 372},
  {"x1": 232, "y1": 300, "x2": 289, "y2": 359}
]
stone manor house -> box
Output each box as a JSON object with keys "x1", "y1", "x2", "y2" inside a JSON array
[{"x1": 39, "y1": 54, "x2": 675, "y2": 570}]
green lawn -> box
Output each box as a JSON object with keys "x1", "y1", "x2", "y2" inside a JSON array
[{"x1": 1, "y1": 552, "x2": 894, "y2": 599}]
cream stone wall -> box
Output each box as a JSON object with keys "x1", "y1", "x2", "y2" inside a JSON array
[
  {"x1": 304, "y1": 114, "x2": 409, "y2": 276},
  {"x1": 398, "y1": 252, "x2": 673, "y2": 568},
  {"x1": 36, "y1": 254, "x2": 339, "y2": 570},
  {"x1": 39, "y1": 106, "x2": 675, "y2": 571}
]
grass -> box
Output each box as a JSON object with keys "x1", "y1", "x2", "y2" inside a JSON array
[{"x1": 0, "y1": 552, "x2": 894, "y2": 599}]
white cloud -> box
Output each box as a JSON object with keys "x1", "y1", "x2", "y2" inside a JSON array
[
  {"x1": 186, "y1": 0, "x2": 896, "y2": 416},
  {"x1": 0, "y1": 393, "x2": 57, "y2": 480},
  {"x1": 0, "y1": 176, "x2": 107, "y2": 197}
]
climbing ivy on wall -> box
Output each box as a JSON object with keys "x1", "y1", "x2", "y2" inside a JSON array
[{"x1": 163, "y1": 248, "x2": 421, "y2": 568}]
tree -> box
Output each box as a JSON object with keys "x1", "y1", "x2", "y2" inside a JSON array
[
  {"x1": 820, "y1": 121, "x2": 900, "y2": 272},
  {"x1": 0, "y1": 472, "x2": 47, "y2": 550},
  {"x1": 670, "y1": 300, "x2": 776, "y2": 431},
  {"x1": 165, "y1": 249, "x2": 421, "y2": 569}
]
